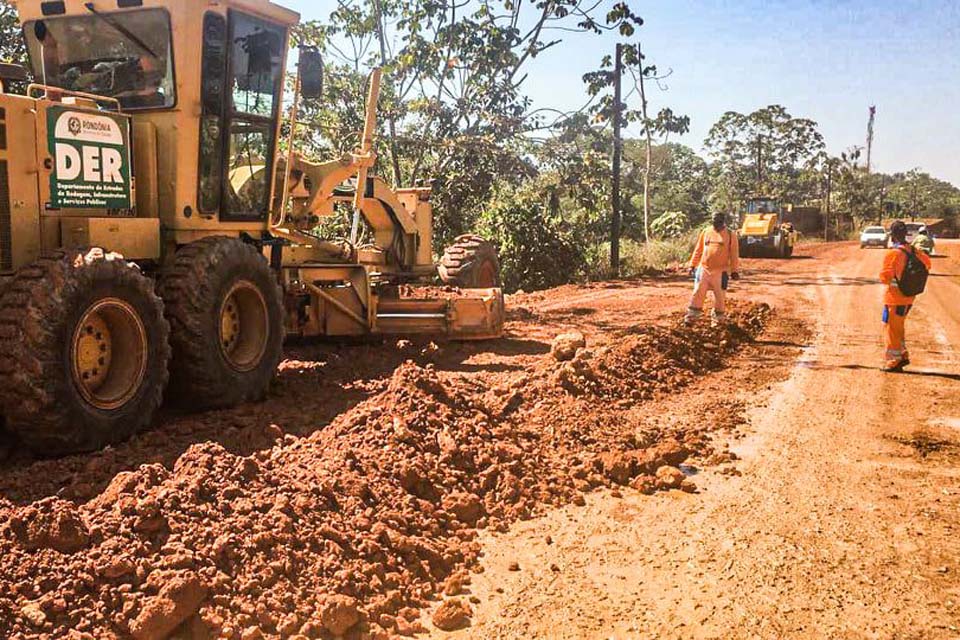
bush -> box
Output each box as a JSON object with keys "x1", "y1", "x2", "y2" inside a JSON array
[
  {"x1": 619, "y1": 234, "x2": 698, "y2": 278},
  {"x1": 475, "y1": 183, "x2": 590, "y2": 292},
  {"x1": 650, "y1": 211, "x2": 691, "y2": 239}
]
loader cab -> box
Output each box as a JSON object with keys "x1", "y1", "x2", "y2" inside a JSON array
[
  {"x1": 745, "y1": 198, "x2": 781, "y2": 217},
  {"x1": 16, "y1": 0, "x2": 302, "y2": 238}
]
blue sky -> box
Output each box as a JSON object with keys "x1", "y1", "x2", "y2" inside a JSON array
[{"x1": 284, "y1": 0, "x2": 960, "y2": 184}]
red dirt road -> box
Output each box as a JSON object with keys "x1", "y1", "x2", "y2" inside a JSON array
[
  {"x1": 0, "y1": 242, "x2": 957, "y2": 639},
  {"x1": 430, "y1": 241, "x2": 960, "y2": 639}
]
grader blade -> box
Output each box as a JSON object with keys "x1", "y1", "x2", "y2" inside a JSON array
[{"x1": 375, "y1": 289, "x2": 505, "y2": 340}]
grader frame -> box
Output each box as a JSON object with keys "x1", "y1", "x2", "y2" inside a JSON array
[{"x1": 0, "y1": 0, "x2": 504, "y2": 454}]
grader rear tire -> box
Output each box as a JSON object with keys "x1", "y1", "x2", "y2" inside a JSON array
[
  {"x1": 0, "y1": 249, "x2": 170, "y2": 455},
  {"x1": 438, "y1": 235, "x2": 501, "y2": 288},
  {"x1": 159, "y1": 237, "x2": 284, "y2": 410}
]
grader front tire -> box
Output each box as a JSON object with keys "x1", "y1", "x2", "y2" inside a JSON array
[
  {"x1": 0, "y1": 250, "x2": 170, "y2": 455},
  {"x1": 439, "y1": 235, "x2": 501, "y2": 289},
  {"x1": 159, "y1": 237, "x2": 284, "y2": 410}
]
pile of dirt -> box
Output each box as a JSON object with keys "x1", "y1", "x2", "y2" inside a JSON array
[
  {"x1": 0, "y1": 303, "x2": 773, "y2": 639},
  {"x1": 549, "y1": 303, "x2": 772, "y2": 401}
]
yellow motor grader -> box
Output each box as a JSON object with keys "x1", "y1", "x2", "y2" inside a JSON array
[{"x1": 0, "y1": 0, "x2": 504, "y2": 454}]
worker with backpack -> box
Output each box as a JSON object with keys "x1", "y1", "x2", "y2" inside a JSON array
[{"x1": 879, "y1": 220, "x2": 932, "y2": 372}]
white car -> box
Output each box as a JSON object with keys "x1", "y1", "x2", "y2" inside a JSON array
[{"x1": 860, "y1": 226, "x2": 887, "y2": 249}]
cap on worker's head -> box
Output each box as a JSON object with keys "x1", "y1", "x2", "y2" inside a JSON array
[
  {"x1": 889, "y1": 220, "x2": 908, "y2": 242},
  {"x1": 712, "y1": 212, "x2": 727, "y2": 230}
]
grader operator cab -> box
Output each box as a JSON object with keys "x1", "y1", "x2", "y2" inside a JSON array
[{"x1": 0, "y1": 0, "x2": 504, "y2": 455}]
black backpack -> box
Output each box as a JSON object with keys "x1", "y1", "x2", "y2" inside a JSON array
[{"x1": 898, "y1": 247, "x2": 929, "y2": 297}]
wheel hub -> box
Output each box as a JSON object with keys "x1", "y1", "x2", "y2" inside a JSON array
[
  {"x1": 71, "y1": 299, "x2": 148, "y2": 411},
  {"x1": 219, "y1": 281, "x2": 269, "y2": 372}
]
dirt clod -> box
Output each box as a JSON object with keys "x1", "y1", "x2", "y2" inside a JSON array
[
  {"x1": 129, "y1": 571, "x2": 207, "y2": 640},
  {"x1": 655, "y1": 466, "x2": 686, "y2": 490},
  {"x1": 432, "y1": 598, "x2": 472, "y2": 631},
  {"x1": 8, "y1": 498, "x2": 90, "y2": 554},
  {"x1": 552, "y1": 332, "x2": 586, "y2": 361},
  {"x1": 319, "y1": 594, "x2": 361, "y2": 636},
  {"x1": 443, "y1": 491, "x2": 485, "y2": 525},
  {"x1": 20, "y1": 602, "x2": 46, "y2": 628}
]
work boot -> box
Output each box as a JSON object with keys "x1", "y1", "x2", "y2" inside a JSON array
[
  {"x1": 711, "y1": 312, "x2": 727, "y2": 329},
  {"x1": 685, "y1": 308, "x2": 703, "y2": 326},
  {"x1": 883, "y1": 358, "x2": 908, "y2": 373}
]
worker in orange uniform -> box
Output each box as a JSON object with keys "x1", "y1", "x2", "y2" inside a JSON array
[
  {"x1": 686, "y1": 213, "x2": 741, "y2": 326},
  {"x1": 879, "y1": 220, "x2": 932, "y2": 372}
]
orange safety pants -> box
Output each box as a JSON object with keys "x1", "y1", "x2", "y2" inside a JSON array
[
  {"x1": 688, "y1": 267, "x2": 727, "y2": 319},
  {"x1": 882, "y1": 305, "x2": 912, "y2": 364}
]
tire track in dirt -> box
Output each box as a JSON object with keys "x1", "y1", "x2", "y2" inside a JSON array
[{"x1": 428, "y1": 242, "x2": 960, "y2": 639}]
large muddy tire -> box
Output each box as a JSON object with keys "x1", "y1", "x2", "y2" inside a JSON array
[
  {"x1": 159, "y1": 237, "x2": 284, "y2": 410},
  {"x1": 438, "y1": 235, "x2": 501, "y2": 288},
  {"x1": 0, "y1": 249, "x2": 170, "y2": 455}
]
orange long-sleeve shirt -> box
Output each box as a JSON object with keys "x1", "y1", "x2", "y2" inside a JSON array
[
  {"x1": 880, "y1": 244, "x2": 932, "y2": 305},
  {"x1": 689, "y1": 228, "x2": 741, "y2": 274}
]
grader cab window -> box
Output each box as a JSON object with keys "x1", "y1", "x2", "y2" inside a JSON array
[
  {"x1": 230, "y1": 13, "x2": 284, "y2": 118},
  {"x1": 199, "y1": 13, "x2": 228, "y2": 214},
  {"x1": 198, "y1": 11, "x2": 285, "y2": 221},
  {"x1": 25, "y1": 10, "x2": 176, "y2": 110}
]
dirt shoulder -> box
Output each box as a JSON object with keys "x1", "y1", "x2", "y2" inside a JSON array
[
  {"x1": 0, "y1": 252, "x2": 806, "y2": 639},
  {"x1": 428, "y1": 241, "x2": 960, "y2": 639}
]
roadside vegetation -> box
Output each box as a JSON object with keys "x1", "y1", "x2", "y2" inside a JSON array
[{"x1": 1, "y1": 0, "x2": 957, "y2": 291}]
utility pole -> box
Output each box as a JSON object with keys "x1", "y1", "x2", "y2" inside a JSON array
[
  {"x1": 611, "y1": 43, "x2": 623, "y2": 276},
  {"x1": 637, "y1": 43, "x2": 653, "y2": 244},
  {"x1": 824, "y1": 162, "x2": 833, "y2": 241},
  {"x1": 756, "y1": 134, "x2": 764, "y2": 192},
  {"x1": 865, "y1": 106, "x2": 876, "y2": 174}
]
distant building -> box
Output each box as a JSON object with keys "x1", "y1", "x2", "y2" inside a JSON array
[{"x1": 782, "y1": 205, "x2": 824, "y2": 234}]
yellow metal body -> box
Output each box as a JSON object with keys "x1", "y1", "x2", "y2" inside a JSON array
[
  {"x1": 741, "y1": 213, "x2": 780, "y2": 237},
  {"x1": 61, "y1": 218, "x2": 160, "y2": 260},
  {"x1": 1, "y1": 0, "x2": 503, "y2": 341}
]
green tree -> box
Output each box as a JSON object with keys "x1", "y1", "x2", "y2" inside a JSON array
[
  {"x1": 582, "y1": 43, "x2": 689, "y2": 242},
  {"x1": 476, "y1": 178, "x2": 592, "y2": 292},
  {"x1": 887, "y1": 169, "x2": 960, "y2": 221},
  {"x1": 296, "y1": 0, "x2": 644, "y2": 248},
  {"x1": 705, "y1": 105, "x2": 825, "y2": 212},
  {"x1": 630, "y1": 142, "x2": 709, "y2": 235},
  {"x1": 831, "y1": 149, "x2": 872, "y2": 227},
  {"x1": 0, "y1": 0, "x2": 24, "y2": 65}
]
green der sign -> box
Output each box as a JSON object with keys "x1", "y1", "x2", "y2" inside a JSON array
[{"x1": 47, "y1": 106, "x2": 132, "y2": 209}]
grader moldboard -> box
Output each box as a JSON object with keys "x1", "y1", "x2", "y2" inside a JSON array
[{"x1": 0, "y1": 0, "x2": 504, "y2": 455}]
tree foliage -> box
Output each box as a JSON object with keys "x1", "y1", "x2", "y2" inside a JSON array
[
  {"x1": 0, "y1": 0, "x2": 24, "y2": 65},
  {"x1": 704, "y1": 105, "x2": 825, "y2": 212},
  {"x1": 296, "y1": 0, "x2": 645, "y2": 247},
  {"x1": 0, "y1": 0, "x2": 957, "y2": 291}
]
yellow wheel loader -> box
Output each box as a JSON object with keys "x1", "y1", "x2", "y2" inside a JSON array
[
  {"x1": 738, "y1": 197, "x2": 797, "y2": 259},
  {"x1": 0, "y1": 0, "x2": 504, "y2": 455}
]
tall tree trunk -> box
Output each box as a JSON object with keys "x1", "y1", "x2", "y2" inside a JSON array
[
  {"x1": 373, "y1": 0, "x2": 403, "y2": 187},
  {"x1": 638, "y1": 45, "x2": 653, "y2": 243}
]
